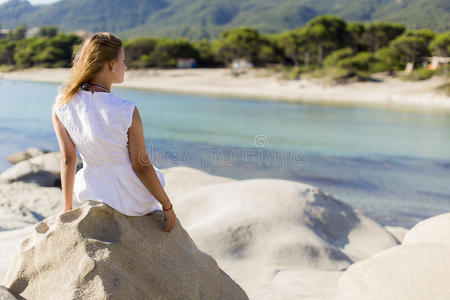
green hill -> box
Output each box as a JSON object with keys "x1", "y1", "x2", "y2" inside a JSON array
[{"x1": 0, "y1": 0, "x2": 448, "y2": 40}]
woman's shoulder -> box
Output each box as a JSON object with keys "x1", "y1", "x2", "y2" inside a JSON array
[
  {"x1": 106, "y1": 93, "x2": 136, "y2": 129},
  {"x1": 108, "y1": 93, "x2": 136, "y2": 108},
  {"x1": 54, "y1": 91, "x2": 82, "y2": 106},
  {"x1": 52, "y1": 92, "x2": 75, "y2": 114}
]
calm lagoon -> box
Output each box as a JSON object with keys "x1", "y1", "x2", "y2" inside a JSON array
[{"x1": 1, "y1": 78, "x2": 449, "y2": 228}]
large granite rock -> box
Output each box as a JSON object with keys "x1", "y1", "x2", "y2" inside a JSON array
[
  {"x1": 336, "y1": 213, "x2": 450, "y2": 300},
  {"x1": 162, "y1": 166, "x2": 235, "y2": 200},
  {"x1": 172, "y1": 178, "x2": 399, "y2": 299},
  {"x1": 2, "y1": 201, "x2": 248, "y2": 300},
  {"x1": 402, "y1": 212, "x2": 450, "y2": 246}
]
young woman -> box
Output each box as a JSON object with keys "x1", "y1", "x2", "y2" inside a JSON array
[{"x1": 51, "y1": 32, "x2": 176, "y2": 232}]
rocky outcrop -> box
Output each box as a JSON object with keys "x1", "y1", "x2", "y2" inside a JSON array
[
  {"x1": 336, "y1": 213, "x2": 450, "y2": 300},
  {"x1": 2, "y1": 201, "x2": 248, "y2": 300},
  {"x1": 6, "y1": 148, "x2": 49, "y2": 164},
  {"x1": 0, "y1": 151, "x2": 82, "y2": 187},
  {"x1": 171, "y1": 178, "x2": 399, "y2": 297},
  {"x1": 0, "y1": 165, "x2": 407, "y2": 300},
  {"x1": 0, "y1": 181, "x2": 64, "y2": 231}
]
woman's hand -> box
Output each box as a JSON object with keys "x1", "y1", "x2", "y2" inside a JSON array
[{"x1": 163, "y1": 207, "x2": 176, "y2": 232}]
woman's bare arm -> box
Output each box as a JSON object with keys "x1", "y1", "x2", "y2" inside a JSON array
[
  {"x1": 52, "y1": 109, "x2": 77, "y2": 212},
  {"x1": 127, "y1": 106, "x2": 172, "y2": 209}
]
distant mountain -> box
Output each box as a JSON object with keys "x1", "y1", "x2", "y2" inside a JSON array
[
  {"x1": 0, "y1": 0, "x2": 39, "y2": 23},
  {"x1": 0, "y1": 0, "x2": 168, "y2": 32},
  {"x1": 0, "y1": 0, "x2": 448, "y2": 40}
]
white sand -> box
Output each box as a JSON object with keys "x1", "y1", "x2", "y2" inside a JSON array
[{"x1": 1, "y1": 68, "x2": 449, "y2": 111}]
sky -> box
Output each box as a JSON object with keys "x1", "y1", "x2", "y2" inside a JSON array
[{"x1": 0, "y1": 0, "x2": 60, "y2": 5}]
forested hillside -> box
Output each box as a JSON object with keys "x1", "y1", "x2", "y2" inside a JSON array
[{"x1": 0, "y1": 0, "x2": 448, "y2": 39}]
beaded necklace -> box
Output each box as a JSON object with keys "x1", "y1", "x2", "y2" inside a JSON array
[{"x1": 81, "y1": 82, "x2": 110, "y2": 93}]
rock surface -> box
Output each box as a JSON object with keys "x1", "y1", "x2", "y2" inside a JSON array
[
  {"x1": 6, "y1": 147, "x2": 48, "y2": 164},
  {"x1": 3, "y1": 200, "x2": 248, "y2": 300},
  {"x1": 402, "y1": 212, "x2": 450, "y2": 246},
  {"x1": 0, "y1": 152, "x2": 82, "y2": 186},
  {"x1": 337, "y1": 213, "x2": 450, "y2": 300},
  {"x1": 0, "y1": 181, "x2": 65, "y2": 231},
  {"x1": 0, "y1": 286, "x2": 17, "y2": 300},
  {"x1": 0, "y1": 226, "x2": 34, "y2": 281},
  {"x1": 0, "y1": 166, "x2": 408, "y2": 300},
  {"x1": 384, "y1": 225, "x2": 409, "y2": 243},
  {"x1": 162, "y1": 166, "x2": 235, "y2": 199},
  {"x1": 172, "y1": 178, "x2": 399, "y2": 299}
]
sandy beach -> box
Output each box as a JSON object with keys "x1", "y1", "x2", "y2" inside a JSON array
[{"x1": 1, "y1": 68, "x2": 449, "y2": 111}]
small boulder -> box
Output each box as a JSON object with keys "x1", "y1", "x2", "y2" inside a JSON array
[
  {"x1": 6, "y1": 147, "x2": 49, "y2": 164},
  {"x1": 0, "y1": 152, "x2": 82, "y2": 186}
]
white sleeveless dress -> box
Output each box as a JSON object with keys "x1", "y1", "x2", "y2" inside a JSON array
[{"x1": 53, "y1": 90, "x2": 165, "y2": 216}]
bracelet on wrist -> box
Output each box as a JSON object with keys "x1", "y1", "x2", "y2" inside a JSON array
[{"x1": 163, "y1": 203, "x2": 173, "y2": 211}]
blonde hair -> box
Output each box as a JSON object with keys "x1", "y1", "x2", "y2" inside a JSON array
[{"x1": 53, "y1": 32, "x2": 122, "y2": 108}]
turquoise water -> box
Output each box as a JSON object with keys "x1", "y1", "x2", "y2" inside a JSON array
[{"x1": 1, "y1": 78, "x2": 449, "y2": 228}]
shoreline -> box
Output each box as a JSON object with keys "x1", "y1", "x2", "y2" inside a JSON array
[{"x1": 1, "y1": 67, "x2": 449, "y2": 112}]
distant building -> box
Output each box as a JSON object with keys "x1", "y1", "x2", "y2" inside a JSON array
[
  {"x1": 0, "y1": 29, "x2": 10, "y2": 39},
  {"x1": 176, "y1": 58, "x2": 197, "y2": 68},
  {"x1": 232, "y1": 58, "x2": 253, "y2": 69},
  {"x1": 25, "y1": 27, "x2": 39, "y2": 38},
  {"x1": 231, "y1": 58, "x2": 253, "y2": 76},
  {"x1": 425, "y1": 56, "x2": 450, "y2": 70}
]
